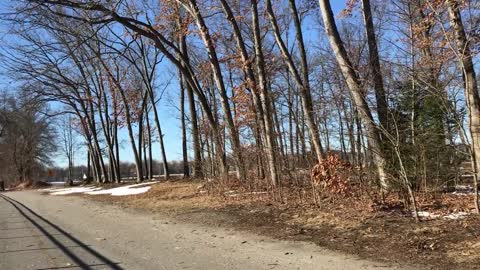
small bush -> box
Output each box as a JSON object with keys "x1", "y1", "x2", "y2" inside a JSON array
[{"x1": 310, "y1": 154, "x2": 353, "y2": 202}]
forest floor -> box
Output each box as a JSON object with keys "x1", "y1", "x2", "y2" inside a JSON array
[{"x1": 72, "y1": 179, "x2": 480, "y2": 270}]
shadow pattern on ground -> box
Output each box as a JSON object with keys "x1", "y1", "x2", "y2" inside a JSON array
[{"x1": 0, "y1": 194, "x2": 123, "y2": 270}]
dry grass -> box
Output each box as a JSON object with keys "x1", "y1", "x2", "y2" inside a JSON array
[{"x1": 88, "y1": 179, "x2": 221, "y2": 215}]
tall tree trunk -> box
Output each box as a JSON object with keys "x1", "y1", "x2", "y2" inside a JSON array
[
  {"x1": 145, "y1": 84, "x2": 170, "y2": 180},
  {"x1": 287, "y1": 80, "x2": 294, "y2": 166},
  {"x1": 143, "y1": 129, "x2": 148, "y2": 180},
  {"x1": 96, "y1": 82, "x2": 117, "y2": 183},
  {"x1": 115, "y1": 83, "x2": 143, "y2": 182},
  {"x1": 265, "y1": 0, "x2": 325, "y2": 163},
  {"x1": 251, "y1": 0, "x2": 279, "y2": 186},
  {"x1": 355, "y1": 109, "x2": 364, "y2": 166},
  {"x1": 184, "y1": 0, "x2": 245, "y2": 181},
  {"x1": 220, "y1": 0, "x2": 278, "y2": 184},
  {"x1": 138, "y1": 94, "x2": 148, "y2": 181},
  {"x1": 88, "y1": 104, "x2": 107, "y2": 183},
  {"x1": 146, "y1": 111, "x2": 153, "y2": 180},
  {"x1": 272, "y1": 98, "x2": 286, "y2": 161},
  {"x1": 114, "y1": 109, "x2": 121, "y2": 182},
  {"x1": 180, "y1": 73, "x2": 190, "y2": 178},
  {"x1": 185, "y1": 80, "x2": 203, "y2": 178},
  {"x1": 86, "y1": 148, "x2": 92, "y2": 182},
  {"x1": 361, "y1": 0, "x2": 389, "y2": 132},
  {"x1": 157, "y1": 120, "x2": 169, "y2": 180},
  {"x1": 446, "y1": 0, "x2": 480, "y2": 213},
  {"x1": 318, "y1": 0, "x2": 388, "y2": 190},
  {"x1": 177, "y1": 15, "x2": 203, "y2": 179}
]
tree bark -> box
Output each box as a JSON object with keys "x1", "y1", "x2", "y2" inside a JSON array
[
  {"x1": 180, "y1": 72, "x2": 190, "y2": 178},
  {"x1": 361, "y1": 0, "x2": 389, "y2": 132},
  {"x1": 218, "y1": 0, "x2": 278, "y2": 185},
  {"x1": 146, "y1": 110, "x2": 153, "y2": 180},
  {"x1": 446, "y1": 0, "x2": 480, "y2": 213},
  {"x1": 251, "y1": 0, "x2": 279, "y2": 186},
  {"x1": 318, "y1": 0, "x2": 388, "y2": 190},
  {"x1": 183, "y1": 0, "x2": 245, "y2": 181}
]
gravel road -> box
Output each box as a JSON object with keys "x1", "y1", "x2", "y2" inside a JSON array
[{"x1": 0, "y1": 191, "x2": 417, "y2": 270}]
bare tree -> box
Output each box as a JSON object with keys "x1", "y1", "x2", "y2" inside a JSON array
[
  {"x1": 445, "y1": 0, "x2": 480, "y2": 213},
  {"x1": 59, "y1": 114, "x2": 77, "y2": 185},
  {"x1": 318, "y1": 0, "x2": 389, "y2": 190}
]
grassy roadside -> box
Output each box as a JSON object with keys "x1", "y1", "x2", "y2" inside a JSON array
[{"x1": 63, "y1": 179, "x2": 480, "y2": 270}]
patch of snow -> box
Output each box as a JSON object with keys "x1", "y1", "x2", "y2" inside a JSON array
[
  {"x1": 50, "y1": 186, "x2": 102, "y2": 195},
  {"x1": 451, "y1": 185, "x2": 475, "y2": 196},
  {"x1": 452, "y1": 191, "x2": 472, "y2": 196},
  {"x1": 84, "y1": 189, "x2": 115, "y2": 195},
  {"x1": 455, "y1": 185, "x2": 474, "y2": 192},
  {"x1": 415, "y1": 211, "x2": 429, "y2": 217},
  {"x1": 413, "y1": 211, "x2": 438, "y2": 218},
  {"x1": 86, "y1": 182, "x2": 156, "y2": 196},
  {"x1": 46, "y1": 180, "x2": 83, "y2": 185},
  {"x1": 413, "y1": 210, "x2": 470, "y2": 220},
  {"x1": 153, "y1": 174, "x2": 183, "y2": 178},
  {"x1": 48, "y1": 182, "x2": 67, "y2": 185},
  {"x1": 443, "y1": 212, "x2": 470, "y2": 220},
  {"x1": 456, "y1": 185, "x2": 472, "y2": 190},
  {"x1": 111, "y1": 186, "x2": 151, "y2": 196}
]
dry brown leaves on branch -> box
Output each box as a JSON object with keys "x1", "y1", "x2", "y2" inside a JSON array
[
  {"x1": 340, "y1": 0, "x2": 359, "y2": 18},
  {"x1": 310, "y1": 153, "x2": 353, "y2": 197}
]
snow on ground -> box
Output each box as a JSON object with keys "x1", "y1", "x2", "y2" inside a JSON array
[
  {"x1": 50, "y1": 186, "x2": 103, "y2": 195},
  {"x1": 414, "y1": 211, "x2": 440, "y2": 219},
  {"x1": 47, "y1": 180, "x2": 83, "y2": 185},
  {"x1": 452, "y1": 191, "x2": 470, "y2": 196},
  {"x1": 443, "y1": 212, "x2": 470, "y2": 220},
  {"x1": 452, "y1": 185, "x2": 475, "y2": 196},
  {"x1": 111, "y1": 186, "x2": 151, "y2": 196},
  {"x1": 86, "y1": 182, "x2": 156, "y2": 196},
  {"x1": 45, "y1": 182, "x2": 157, "y2": 197},
  {"x1": 455, "y1": 185, "x2": 473, "y2": 191},
  {"x1": 413, "y1": 210, "x2": 470, "y2": 220},
  {"x1": 48, "y1": 182, "x2": 68, "y2": 185}
]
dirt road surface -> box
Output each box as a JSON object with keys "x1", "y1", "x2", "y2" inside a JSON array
[{"x1": 0, "y1": 191, "x2": 417, "y2": 270}]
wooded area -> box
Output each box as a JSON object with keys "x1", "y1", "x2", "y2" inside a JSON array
[{"x1": 0, "y1": 0, "x2": 479, "y2": 220}]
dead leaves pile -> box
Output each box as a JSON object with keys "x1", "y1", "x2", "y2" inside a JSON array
[{"x1": 310, "y1": 153, "x2": 353, "y2": 197}]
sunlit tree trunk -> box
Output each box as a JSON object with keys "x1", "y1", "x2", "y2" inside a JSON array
[
  {"x1": 251, "y1": 0, "x2": 279, "y2": 186},
  {"x1": 183, "y1": 0, "x2": 245, "y2": 181},
  {"x1": 446, "y1": 0, "x2": 480, "y2": 213},
  {"x1": 318, "y1": 0, "x2": 388, "y2": 190}
]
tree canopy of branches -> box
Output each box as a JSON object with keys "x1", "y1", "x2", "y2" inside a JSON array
[
  {"x1": 3, "y1": 0, "x2": 480, "y2": 218},
  {"x1": 0, "y1": 90, "x2": 56, "y2": 184}
]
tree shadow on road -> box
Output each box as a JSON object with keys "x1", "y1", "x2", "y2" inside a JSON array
[{"x1": 0, "y1": 194, "x2": 123, "y2": 270}]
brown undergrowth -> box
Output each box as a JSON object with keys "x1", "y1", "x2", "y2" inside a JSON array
[{"x1": 77, "y1": 176, "x2": 480, "y2": 270}]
